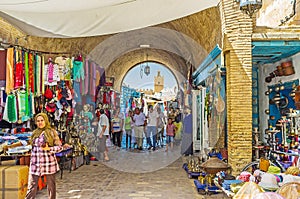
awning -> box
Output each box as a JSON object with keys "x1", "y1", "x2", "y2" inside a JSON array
[
  {"x1": 252, "y1": 40, "x2": 300, "y2": 64},
  {"x1": 192, "y1": 44, "x2": 222, "y2": 86},
  {"x1": 0, "y1": 0, "x2": 219, "y2": 38}
]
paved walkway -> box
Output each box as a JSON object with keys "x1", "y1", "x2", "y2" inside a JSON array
[{"x1": 35, "y1": 145, "x2": 228, "y2": 199}]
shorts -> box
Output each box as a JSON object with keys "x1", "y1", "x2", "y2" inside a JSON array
[
  {"x1": 166, "y1": 135, "x2": 174, "y2": 144},
  {"x1": 99, "y1": 135, "x2": 107, "y2": 153}
]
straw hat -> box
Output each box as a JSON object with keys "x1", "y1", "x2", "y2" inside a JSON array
[{"x1": 277, "y1": 182, "x2": 300, "y2": 199}]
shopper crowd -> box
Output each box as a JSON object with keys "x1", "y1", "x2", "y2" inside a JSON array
[{"x1": 95, "y1": 104, "x2": 191, "y2": 161}]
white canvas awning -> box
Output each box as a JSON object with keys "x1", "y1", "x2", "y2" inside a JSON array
[{"x1": 0, "y1": 0, "x2": 219, "y2": 38}]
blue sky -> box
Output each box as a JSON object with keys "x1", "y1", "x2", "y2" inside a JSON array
[{"x1": 123, "y1": 62, "x2": 177, "y2": 90}]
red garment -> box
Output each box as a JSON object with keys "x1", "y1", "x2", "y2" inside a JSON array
[
  {"x1": 166, "y1": 123, "x2": 175, "y2": 136},
  {"x1": 29, "y1": 53, "x2": 34, "y2": 93},
  {"x1": 0, "y1": 50, "x2": 7, "y2": 80},
  {"x1": 14, "y1": 62, "x2": 24, "y2": 88}
]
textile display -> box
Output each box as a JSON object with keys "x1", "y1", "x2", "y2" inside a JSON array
[
  {"x1": 3, "y1": 94, "x2": 17, "y2": 123},
  {"x1": 5, "y1": 48, "x2": 14, "y2": 94},
  {"x1": 0, "y1": 50, "x2": 6, "y2": 80}
]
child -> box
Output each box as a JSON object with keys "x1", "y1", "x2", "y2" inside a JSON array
[
  {"x1": 124, "y1": 110, "x2": 133, "y2": 149},
  {"x1": 166, "y1": 118, "x2": 177, "y2": 152}
]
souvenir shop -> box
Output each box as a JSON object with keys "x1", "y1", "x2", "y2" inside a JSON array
[
  {"x1": 0, "y1": 42, "x2": 111, "y2": 197},
  {"x1": 190, "y1": 45, "x2": 226, "y2": 154},
  {"x1": 184, "y1": 41, "x2": 300, "y2": 198}
]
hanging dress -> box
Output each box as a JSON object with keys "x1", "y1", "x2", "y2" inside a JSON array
[
  {"x1": 3, "y1": 94, "x2": 18, "y2": 123},
  {"x1": 17, "y1": 90, "x2": 30, "y2": 122}
]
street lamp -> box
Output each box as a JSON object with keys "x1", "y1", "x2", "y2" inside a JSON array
[
  {"x1": 144, "y1": 53, "x2": 150, "y2": 76},
  {"x1": 236, "y1": 0, "x2": 262, "y2": 17}
]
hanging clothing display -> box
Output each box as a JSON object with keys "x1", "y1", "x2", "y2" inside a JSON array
[
  {"x1": 0, "y1": 50, "x2": 6, "y2": 80},
  {"x1": 73, "y1": 60, "x2": 84, "y2": 81},
  {"x1": 28, "y1": 91, "x2": 35, "y2": 117},
  {"x1": 44, "y1": 58, "x2": 59, "y2": 86},
  {"x1": 84, "y1": 59, "x2": 89, "y2": 95},
  {"x1": 14, "y1": 62, "x2": 24, "y2": 88},
  {"x1": 28, "y1": 53, "x2": 35, "y2": 93},
  {"x1": 17, "y1": 90, "x2": 30, "y2": 122},
  {"x1": 89, "y1": 62, "x2": 96, "y2": 99},
  {"x1": 5, "y1": 48, "x2": 14, "y2": 94},
  {"x1": 24, "y1": 52, "x2": 29, "y2": 93},
  {"x1": 55, "y1": 56, "x2": 66, "y2": 80},
  {"x1": 3, "y1": 93, "x2": 18, "y2": 123}
]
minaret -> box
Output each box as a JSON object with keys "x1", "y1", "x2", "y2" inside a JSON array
[{"x1": 154, "y1": 71, "x2": 164, "y2": 93}]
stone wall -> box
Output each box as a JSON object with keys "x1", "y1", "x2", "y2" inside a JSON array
[{"x1": 220, "y1": 0, "x2": 254, "y2": 174}]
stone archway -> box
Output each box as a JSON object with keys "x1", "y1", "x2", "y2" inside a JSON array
[
  {"x1": 107, "y1": 49, "x2": 186, "y2": 91},
  {"x1": 88, "y1": 26, "x2": 212, "y2": 91}
]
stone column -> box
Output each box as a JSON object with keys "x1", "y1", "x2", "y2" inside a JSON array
[{"x1": 219, "y1": 0, "x2": 254, "y2": 174}]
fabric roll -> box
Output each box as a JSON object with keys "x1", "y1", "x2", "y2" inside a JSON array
[{"x1": 5, "y1": 48, "x2": 14, "y2": 94}]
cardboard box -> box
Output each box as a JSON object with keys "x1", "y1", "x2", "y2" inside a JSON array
[{"x1": 0, "y1": 165, "x2": 29, "y2": 199}]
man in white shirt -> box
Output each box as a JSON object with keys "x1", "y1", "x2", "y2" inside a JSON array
[
  {"x1": 146, "y1": 105, "x2": 159, "y2": 151},
  {"x1": 132, "y1": 107, "x2": 146, "y2": 150},
  {"x1": 97, "y1": 109, "x2": 110, "y2": 161}
]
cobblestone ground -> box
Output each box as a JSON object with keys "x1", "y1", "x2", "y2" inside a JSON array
[{"x1": 35, "y1": 145, "x2": 229, "y2": 199}]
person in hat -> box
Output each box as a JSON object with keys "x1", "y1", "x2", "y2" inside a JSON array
[{"x1": 26, "y1": 113, "x2": 69, "y2": 199}]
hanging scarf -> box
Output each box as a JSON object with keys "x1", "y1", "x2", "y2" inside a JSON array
[
  {"x1": 35, "y1": 55, "x2": 41, "y2": 95},
  {"x1": 24, "y1": 52, "x2": 29, "y2": 93},
  {"x1": 31, "y1": 113, "x2": 56, "y2": 147},
  {"x1": 41, "y1": 56, "x2": 45, "y2": 94},
  {"x1": 3, "y1": 94, "x2": 17, "y2": 123},
  {"x1": 17, "y1": 90, "x2": 30, "y2": 122},
  {"x1": 14, "y1": 62, "x2": 23, "y2": 88},
  {"x1": 47, "y1": 58, "x2": 54, "y2": 83},
  {"x1": 5, "y1": 48, "x2": 14, "y2": 94}
]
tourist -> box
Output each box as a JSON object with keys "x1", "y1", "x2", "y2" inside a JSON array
[
  {"x1": 146, "y1": 105, "x2": 159, "y2": 151},
  {"x1": 181, "y1": 107, "x2": 193, "y2": 156},
  {"x1": 156, "y1": 106, "x2": 166, "y2": 147},
  {"x1": 111, "y1": 109, "x2": 123, "y2": 149},
  {"x1": 97, "y1": 109, "x2": 110, "y2": 161},
  {"x1": 166, "y1": 118, "x2": 176, "y2": 152},
  {"x1": 124, "y1": 110, "x2": 133, "y2": 149},
  {"x1": 26, "y1": 113, "x2": 67, "y2": 199},
  {"x1": 132, "y1": 107, "x2": 146, "y2": 150}
]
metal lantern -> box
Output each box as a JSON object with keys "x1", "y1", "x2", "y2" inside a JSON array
[
  {"x1": 239, "y1": 0, "x2": 262, "y2": 17},
  {"x1": 144, "y1": 64, "x2": 150, "y2": 76}
]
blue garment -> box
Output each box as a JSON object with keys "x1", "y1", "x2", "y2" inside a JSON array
[
  {"x1": 183, "y1": 113, "x2": 192, "y2": 134},
  {"x1": 73, "y1": 81, "x2": 81, "y2": 103},
  {"x1": 146, "y1": 126, "x2": 157, "y2": 149},
  {"x1": 73, "y1": 60, "x2": 85, "y2": 81}
]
